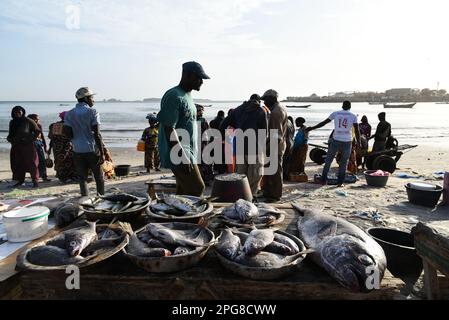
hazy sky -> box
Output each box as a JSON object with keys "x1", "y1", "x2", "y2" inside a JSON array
[{"x1": 1, "y1": 0, "x2": 448, "y2": 101}]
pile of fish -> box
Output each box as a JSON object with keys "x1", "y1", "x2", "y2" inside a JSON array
[
  {"x1": 220, "y1": 199, "x2": 285, "y2": 226},
  {"x1": 121, "y1": 222, "x2": 212, "y2": 258},
  {"x1": 80, "y1": 193, "x2": 149, "y2": 214},
  {"x1": 25, "y1": 221, "x2": 123, "y2": 266},
  {"x1": 149, "y1": 194, "x2": 210, "y2": 218},
  {"x1": 216, "y1": 227, "x2": 306, "y2": 268},
  {"x1": 293, "y1": 203, "x2": 387, "y2": 293}
]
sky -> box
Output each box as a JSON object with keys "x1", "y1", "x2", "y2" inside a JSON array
[{"x1": 1, "y1": 0, "x2": 449, "y2": 101}]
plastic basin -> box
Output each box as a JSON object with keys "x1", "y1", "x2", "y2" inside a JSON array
[
  {"x1": 367, "y1": 227, "x2": 423, "y2": 280},
  {"x1": 364, "y1": 170, "x2": 389, "y2": 187},
  {"x1": 405, "y1": 183, "x2": 443, "y2": 208}
]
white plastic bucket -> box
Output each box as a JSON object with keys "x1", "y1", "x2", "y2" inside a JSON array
[{"x1": 3, "y1": 206, "x2": 50, "y2": 242}]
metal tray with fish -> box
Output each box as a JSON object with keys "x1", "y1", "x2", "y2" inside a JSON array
[
  {"x1": 123, "y1": 222, "x2": 215, "y2": 273},
  {"x1": 80, "y1": 193, "x2": 151, "y2": 222},
  {"x1": 214, "y1": 229, "x2": 307, "y2": 280},
  {"x1": 216, "y1": 201, "x2": 286, "y2": 228},
  {"x1": 16, "y1": 223, "x2": 129, "y2": 271},
  {"x1": 147, "y1": 195, "x2": 214, "y2": 223}
]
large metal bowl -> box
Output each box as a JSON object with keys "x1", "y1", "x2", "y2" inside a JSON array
[
  {"x1": 215, "y1": 230, "x2": 307, "y2": 280},
  {"x1": 146, "y1": 195, "x2": 214, "y2": 223},
  {"x1": 16, "y1": 224, "x2": 129, "y2": 271},
  {"x1": 123, "y1": 222, "x2": 215, "y2": 273}
]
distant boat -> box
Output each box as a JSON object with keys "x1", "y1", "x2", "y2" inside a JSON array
[
  {"x1": 368, "y1": 102, "x2": 383, "y2": 105},
  {"x1": 436, "y1": 102, "x2": 449, "y2": 104},
  {"x1": 58, "y1": 103, "x2": 70, "y2": 106},
  {"x1": 286, "y1": 105, "x2": 311, "y2": 109},
  {"x1": 383, "y1": 103, "x2": 416, "y2": 109}
]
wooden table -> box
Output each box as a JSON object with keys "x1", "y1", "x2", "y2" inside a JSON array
[
  {"x1": 413, "y1": 223, "x2": 449, "y2": 300},
  {"x1": 2, "y1": 203, "x2": 406, "y2": 300}
]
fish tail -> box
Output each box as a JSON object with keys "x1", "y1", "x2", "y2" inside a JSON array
[{"x1": 118, "y1": 222, "x2": 134, "y2": 235}]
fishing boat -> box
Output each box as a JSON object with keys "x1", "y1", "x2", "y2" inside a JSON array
[
  {"x1": 436, "y1": 102, "x2": 449, "y2": 104},
  {"x1": 58, "y1": 103, "x2": 70, "y2": 106},
  {"x1": 368, "y1": 102, "x2": 383, "y2": 105},
  {"x1": 383, "y1": 103, "x2": 416, "y2": 109},
  {"x1": 286, "y1": 105, "x2": 311, "y2": 109}
]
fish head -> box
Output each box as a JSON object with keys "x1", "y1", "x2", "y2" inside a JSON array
[
  {"x1": 66, "y1": 234, "x2": 90, "y2": 256},
  {"x1": 319, "y1": 235, "x2": 380, "y2": 292}
]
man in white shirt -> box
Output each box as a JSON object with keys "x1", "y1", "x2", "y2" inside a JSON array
[{"x1": 309, "y1": 101, "x2": 360, "y2": 186}]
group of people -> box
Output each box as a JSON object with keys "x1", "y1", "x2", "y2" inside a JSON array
[
  {"x1": 6, "y1": 87, "x2": 111, "y2": 196},
  {"x1": 154, "y1": 61, "x2": 396, "y2": 200},
  {"x1": 7, "y1": 107, "x2": 77, "y2": 188},
  {"x1": 6, "y1": 60, "x2": 394, "y2": 200}
]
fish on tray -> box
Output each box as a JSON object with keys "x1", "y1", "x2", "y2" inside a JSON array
[
  {"x1": 149, "y1": 194, "x2": 209, "y2": 217},
  {"x1": 27, "y1": 245, "x2": 86, "y2": 266},
  {"x1": 46, "y1": 221, "x2": 98, "y2": 256},
  {"x1": 215, "y1": 227, "x2": 306, "y2": 269},
  {"x1": 121, "y1": 222, "x2": 203, "y2": 258},
  {"x1": 80, "y1": 192, "x2": 149, "y2": 214},
  {"x1": 293, "y1": 203, "x2": 387, "y2": 293},
  {"x1": 220, "y1": 200, "x2": 285, "y2": 226}
]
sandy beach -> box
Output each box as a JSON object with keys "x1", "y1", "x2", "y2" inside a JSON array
[{"x1": 1, "y1": 144, "x2": 448, "y2": 237}]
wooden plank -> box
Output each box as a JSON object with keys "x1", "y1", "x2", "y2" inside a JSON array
[
  {"x1": 423, "y1": 260, "x2": 440, "y2": 300},
  {"x1": 9, "y1": 203, "x2": 406, "y2": 300},
  {"x1": 18, "y1": 254, "x2": 404, "y2": 300}
]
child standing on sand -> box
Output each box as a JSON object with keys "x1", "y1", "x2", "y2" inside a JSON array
[{"x1": 141, "y1": 114, "x2": 161, "y2": 173}]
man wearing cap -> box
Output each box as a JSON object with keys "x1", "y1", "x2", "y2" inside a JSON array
[
  {"x1": 261, "y1": 89, "x2": 288, "y2": 202},
  {"x1": 64, "y1": 87, "x2": 105, "y2": 196},
  {"x1": 157, "y1": 61, "x2": 210, "y2": 196}
]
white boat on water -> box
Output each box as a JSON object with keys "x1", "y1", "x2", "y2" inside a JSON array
[{"x1": 383, "y1": 102, "x2": 416, "y2": 109}]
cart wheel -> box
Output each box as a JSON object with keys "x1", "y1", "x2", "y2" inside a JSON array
[
  {"x1": 373, "y1": 155, "x2": 396, "y2": 173},
  {"x1": 309, "y1": 148, "x2": 318, "y2": 162},
  {"x1": 310, "y1": 148, "x2": 327, "y2": 165}
]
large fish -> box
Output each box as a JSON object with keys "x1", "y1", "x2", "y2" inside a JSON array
[
  {"x1": 243, "y1": 228, "x2": 275, "y2": 256},
  {"x1": 46, "y1": 221, "x2": 98, "y2": 256},
  {"x1": 235, "y1": 251, "x2": 300, "y2": 268},
  {"x1": 216, "y1": 229, "x2": 241, "y2": 260},
  {"x1": 146, "y1": 223, "x2": 209, "y2": 248},
  {"x1": 27, "y1": 245, "x2": 85, "y2": 266},
  {"x1": 293, "y1": 203, "x2": 387, "y2": 292},
  {"x1": 234, "y1": 199, "x2": 258, "y2": 222},
  {"x1": 120, "y1": 223, "x2": 171, "y2": 257}
]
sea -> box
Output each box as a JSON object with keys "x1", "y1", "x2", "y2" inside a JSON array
[{"x1": 1, "y1": 101, "x2": 448, "y2": 151}]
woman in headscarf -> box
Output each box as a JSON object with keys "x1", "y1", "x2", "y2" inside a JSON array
[
  {"x1": 48, "y1": 112, "x2": 77, "y2": 183},
  {"x1": 7, "y1": 106, "x2": 40, "y2": 188}
]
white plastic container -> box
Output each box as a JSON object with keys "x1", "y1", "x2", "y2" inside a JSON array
[{"x1": 3, "y1": 206, "x2": 50, "y2": 242}]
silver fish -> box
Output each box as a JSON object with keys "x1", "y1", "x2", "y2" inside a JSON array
[
  {"x1": 233, "y1": 229, "x2": 294, "y2": 256},
  {"x1": 234, "y1": 199, "x2": 258, "y2": 222},
  {"x1": 273, "y1": 233, "x2": 300, "y2": 254},
  {"x1": 216, "y1": 229, "x2": 241, "y2": 260},
  {"x1": 46, "y1": 221, "x2": 97, "y2": 256},
  {"x1": 243, "y1": 228, "x2": 275, "y2": 256},
  {"x1": 222, "y1": 206, "x2": 240, "y2": 220},
  {"x1": 146, "y1": 223, "x2": 208, "y2": 248},
  {"x1": 121, "y1": 223, "x2": 171, "y2": 257},
  {"x1": 27, "y1": 245, "x2": 85, "y2": 266},
  {"x1": 293, "y1": 203, "x2": 387, "y2": 292}
]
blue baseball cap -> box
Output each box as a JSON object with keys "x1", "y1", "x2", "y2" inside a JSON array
[{"x1": 182, "y1": 61, "x2": 210, "y2": 79}]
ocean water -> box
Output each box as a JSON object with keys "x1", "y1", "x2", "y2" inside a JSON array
[{"x1": 1, "y1": 101, "x2": 448, "y2": 150}]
